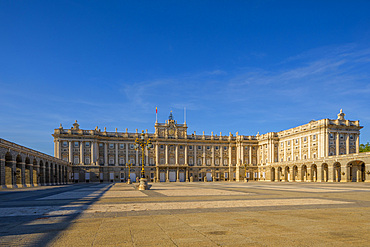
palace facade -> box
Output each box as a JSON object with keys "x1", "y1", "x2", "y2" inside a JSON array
[{"x1": 52, "y1": 110, "x2": 370, "y2": 183}]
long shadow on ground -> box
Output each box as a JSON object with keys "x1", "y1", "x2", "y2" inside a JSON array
[{"x1": 0, "y1": 183, "x2": 113, "y2": 247}]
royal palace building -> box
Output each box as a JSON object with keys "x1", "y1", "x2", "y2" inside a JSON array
[{"x1": 52, "y1": 110, "x2": 370, "y2": 183}]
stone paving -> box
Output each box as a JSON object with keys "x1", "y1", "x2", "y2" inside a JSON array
[{"x1": 0, "y1": 182, "x2": 370, "y2": 246}]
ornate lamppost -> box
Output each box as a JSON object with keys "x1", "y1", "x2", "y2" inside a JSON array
[
  {"x1": 126, "y1": 160, "x2": 132, "y2": 184},
  {"x1": 134, "y1": 130, "x2": 153, "y2": 190}
]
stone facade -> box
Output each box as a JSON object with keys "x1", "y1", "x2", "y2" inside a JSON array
[
  {"x1": 52, "y1": 110, "x2": 370, "y2": 183},
  {"x1": 0, "y1": 138, "x2": 71, "y2": 188}
]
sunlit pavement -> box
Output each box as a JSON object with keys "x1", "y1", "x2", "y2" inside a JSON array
[{"x1": 1, "y1": 182, "x2": 370, "y2": 246}]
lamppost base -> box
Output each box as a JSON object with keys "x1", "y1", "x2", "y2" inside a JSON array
[
  {"x1": 138, "y1": 178, "x2": 148, "y2": 190},
  {"x1": 127, "y1": 179, "x2": 131, "y2": 184}
]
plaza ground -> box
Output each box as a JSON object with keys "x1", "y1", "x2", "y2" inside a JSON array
[{"x1": 0, "y1": 182, "x2": 370, "y2": 246}]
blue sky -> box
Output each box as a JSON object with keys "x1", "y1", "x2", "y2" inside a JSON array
[{"x1": 1, "y1": 1, "x2": 370, "y2": 156}]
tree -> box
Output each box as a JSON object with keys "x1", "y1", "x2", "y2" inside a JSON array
[{"x1": 359, "y1": 142, "x2": 370, "y2": 152}]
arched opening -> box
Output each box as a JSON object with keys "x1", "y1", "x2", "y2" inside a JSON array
[
  {"x1": 292, "y1": 165, "x2": 298, "y2": 181},
  {"x1": 5, "y1": 152, "x2": 13, "y2": 187},
  {"x1": 25, "y1": 157, "x2": 31, "y2": 186},
  {"x1": 311, "y1": 164, "x2": 317, "y2": 182},
  {"x1": 334, "y1": 162, "x2": 341, "y2": 182},
  {"x1": 45, "y1": 162, "x2": 50, "y2": 185},
  {"x1": 301, "y1": 165, "x2": 307, "y2": 181},
  {"x1": 277, "y1": 167, "x2": 282, "y2": 181},
  {"x1": 16, "y1": 155, "x2": 23, "y2": 187},
  {"x1": 322, "y1": 163, "x2": 329, "y2": 182},
  {"x1": 346, "y1": 160, "x2": 365, "y2": 182},
  {"x1": 285, "y1": 166, "x2": 290, "y2": 181},
  {"x1": 271, "y1": 167, "x2": 275, "y2": 181},
  {"x1": 39, "y1": 160, "x2": 45, "y2": 185},
  {"x1": 32, "y1": 159, "x2": 38, "y2": 185}
]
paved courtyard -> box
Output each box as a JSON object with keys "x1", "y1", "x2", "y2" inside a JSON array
[{"x1": 0, "y1": 182, "x2": 370, "y2": 247}]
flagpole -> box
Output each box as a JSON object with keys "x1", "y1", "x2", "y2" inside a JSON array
[{"x1": 156, "y1": 106, "x2": 158, "y2": 123}]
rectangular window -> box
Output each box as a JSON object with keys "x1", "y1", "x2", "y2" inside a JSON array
[
  {"x1": 340, "y1": 134, "x2": 344, "y2": 139},
  {"x1": 189, "y1": 146, "x2": 193, "y2": 150},
  {"x1": 120, "y1": 144, "x2": 124, "y2": 149},
  {"x1": 198, "y1": 146, "x2": 202, "y2": 150},
  {"x1": 295, "y1": 139, "x2": 298, "y2": 144},
  {"x1": 330, "y1": 133, "x2": 334, "y2": 139},
  {"x1": 99, "y1": 143, "x2": 103, "y2": 147},
  {"x1": 281, "y1": 142, "x2": 283, "y2": 147},
  {"x1": 287, "y1": 141, "x2": 290, "y2": 146},
  {"x1": 109, "y1": 159, "x2": 114, "y2": 164},
  {"x1": 130, "y1": 144, "x2": 134, "y2": 149},
  {"x1": 224, "y1": 146, "x2": 227, "y2": 150},
  {"x1": 85, "y1": 142, "x2": 90, "y2": 147},
  {"x1": 63, "y1": 141, "x2": 68, "y2": 147},
  {"x1": 85, "y1": 157, "x2": 90, "y2": 164},
  {"x1": 179, "y1": 145, "x2": 183, "y2": 149},
  {"x1": 109, "y1": 143, "x2": 114, "y2": 149},
  {"x1": 313, "y1": 135, "x2": 316, "y2": 140},
  {"x1": 207, "y1": 146, "x2": 210, "y2": 150},
  {"x1": 215, "y1": 146, "x2": 219, "y2": 150},
  {"x1": 350, "y1": 135, "x2": 354, "y2": 140},
  {"x1": 304, "y1": 137, "x2": 307, "y2": 142},
  {"x1": 74, "y1": 142, "x2": 79, "y2": 147}
]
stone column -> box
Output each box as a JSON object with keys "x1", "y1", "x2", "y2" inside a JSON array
[
  {"x1": 275, "y1": 168, "x2": 279, "y2": 182},
  {"x1": 326, "y1": 130, "x2": 329, "y2": 157},
  {"x1": 155, "y1": 144, "x2": 159, "y2": 165},
  {"x1": 145, "y1": 148, "x2": 149, "y2": 166},
  {"x1": 336, "y1": 132, "x2": 340, "y2": 156},
  {"x1": 104, "y1": 143, "x2": 108, "y2": 166},
  {"x1": 317, "y1": 165, "x2": 323, "y2": 182},
  {"x1": 80, "y1": 141, "x2": 84, "y2": 165},
  {"x1": 365, "y1": 164, "x2": 370, "y2": 183},
  {"x1": 357, "y1": 169, "x2": 361, "y2": 182},
  {"x1": 156, "y1": 167, "x2": 159, "y2": 182},
  {"x1": 284, "y1": 142, "x2": 287, "y2": 161},
  {"x1": 307, "y1": 167, "x2": 312, "y2": 182},
  {"x1": 176, "y1": 167, "x2": 179, "y2": 182},
  {"x1": 91, "y1": 142, "x2": 95, "y2": 165},
  {"x1": 175, "y1": 145, "x2": 178, "y2": 165},
  {"x1": 126, "y1": 143, "x2": 129, "y2": 165},
  {"x1": 56, "y1": 141, "x2": 60, "y2": 159},
  {"x1": 290, "y1": 167, "x2": 295, "y2": 182},
  {"x1": 299, "y1": 138, "x2": 302, "y2": 160},
  {"x1": 340, "y1": 164, "x2": 349, "y2": 182},
  {"x1": 21, "y1": 162, "x2": 26, "y2": 187},
  {"x1": 115, "y1": 143, "x2": 119, "y2": 166},
  {"x1": 220, "y1": 146, "x2": 223, "y2": 165},
  {"x1": 211, "y1": 146, "x2": 215, "y2": 166},
  {"x1": 185, "y1": 167, "x2": 189, "y2": 182},
  {"x1": 328, "y1": 164, "x2": 335, "y2": 182},
  {"x1": 166, "y1": 167, "x2": 169, "y2": 182},
  {"x1": 136, "y1": 148, "x2": 139, "y2": 166},
  {"x1": 54, "y1": 141, "x2": 57, "y2": 158},
  {"x1": 356, "y1": 134, "x2": 360, "y2": 153},
  {"x1": 296, "y1": 166, "x2": 302, "y2": 182},
  {"x1": 69, "y1": 141, "x2": 73, "y2": 163},
  {"x1": 346, "y1": 133, "x2": 350, "y2": 154},
  {"x1": 194, "y1": 144, "x2": 197, "y2": 166}
]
